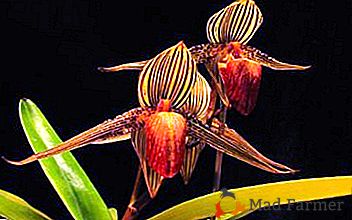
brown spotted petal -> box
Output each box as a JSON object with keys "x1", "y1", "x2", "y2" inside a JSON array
[
  {"x1": 188, "y1": 118, "x2": 297, "y2": 174},
  {"x1": 3, "y1": 108, "x2": 152, "y2": 166},
  {"x1": 131, "y1": 111, "x2": 187, "y2": 197}
]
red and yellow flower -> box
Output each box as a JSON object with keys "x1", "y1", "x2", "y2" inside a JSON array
[{"x1": 5, "y1": 42, "x2": 295, "y2": 199}]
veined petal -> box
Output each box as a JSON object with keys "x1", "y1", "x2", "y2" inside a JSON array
[
  {"x1": 188, "y1": 119, "x2": 297, "y2": 174},
  {"x1": 138, "y1": 41, "x2": 197, "y2": 110},
  {"x1": 209, "y1": 42, "x2": 309, "y2": 114},
  {"x1": 99, "y1": 44, "x2": 210, "y2": 118},
  {"x1": 3, "y1": 108, "x2": 151, "y2": 165},
  {"x1": 131, "y1": 129, "x2": 164, "y2": 198},
  {"x1": 205, "y1": 60, "x2": 231, "y2": 109},
  {"x1": 207, "y1": 0, "x2": 263, "y2": 44},
  {"x1": 180, "y1": 139, "x2": 205, "y2": 185},
  {"x1": 242, "y1": 44, "x2": 311, "y2": 70},
  {"x1": 180, "y1": 73, "x2": 212, "y2": 120},
  {"x1": 98, "y1": 60, "x2": 148, "y2": 73},
  {"x1": 131, "y1": 111, "x2": 187, "y2": 197},
  {"x1": 218, "y1": 57, "x2": 262, "y2": 115}
]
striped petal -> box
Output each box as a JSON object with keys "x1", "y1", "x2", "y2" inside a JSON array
[
  {"x1": 131, "y1": 111, "x2": 187, "y2": 197},
  {"x1": 180, "y1": 139, "x2": 205, "y2": 184},
  {"x1": 180, "y1": 73, "x2": 212, "y2": 120},
  {"x1": 218, "y1": 57, "x2": 262, "y2": 115},
  {"x1": 3, "y1": 108, "x2": 151, "y2": 165},
  {"x1": 205, "y1": 60, "x2": 231, "y2": 109},
  {"x1": 207, "y1": 0, "x2": 263, "y2": 44},
  {"x1": 98, "y1": 60, "x2": 147, "y2": 73},
  {"x1": 242, "y1": 45, "x2": 311, "y2": 70},
  {"x1": 131, "y1": 129, "x2": 164, "y2": 198},
  {"x1": 188, "y1": 118, "x2": 297, "y2": 174},
  {"x1": 138, "y1": 41, "x2": 197, "y2": 110}
]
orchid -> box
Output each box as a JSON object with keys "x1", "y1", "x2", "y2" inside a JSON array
[
  {"x1": 3, "y1": 1, "x2": 349, "y2": 220},
  {"x1": 4, "y1": 42, "x2": 295, "y2": 219},
  {"x1": 97, "y1": 0, "x2": 309, "y2": 199},
  {"x1": 3, "y1": 2, "x2": 313, "y2": 219},
  {"x1": 99, "y1": 0, "x2": 310, "y2": 115}
]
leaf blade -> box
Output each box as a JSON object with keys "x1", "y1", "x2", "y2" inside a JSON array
[
  {"x1": 19, "y1": 99, "x2": 112, "y2": 220},
  {"x1": 0, "y1": 189, "x2": 52, "y2": 220},
  {"x1": 149, "y1": 176, "x2": 352, "y2": 220}
]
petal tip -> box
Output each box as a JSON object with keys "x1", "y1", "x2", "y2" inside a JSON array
[
  {"x1": 97, "y1": 66, "x2": 111, "y2": 73},
  {"x1": 181, "y1": 175, "x2": 190, "y2": 185},
  {"x1": 176, "y1": 41, "x2": 187, "y2": 49},
  {"x1": 2, "y1": 156, "x2": 25, "y2": 166},
  {"x1": 302, "y1": 65, "x2": 312, "y2": 70}
]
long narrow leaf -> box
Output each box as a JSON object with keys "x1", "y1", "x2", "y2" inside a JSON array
[
  {"x1": 149, "y1": 176, "x2": 352, "y2": 220},
  {"x1": 0, "y1": 189, "x2": 52, "y2": 220},
  {"x1": 18, "y1": 99, "x2": 112, "y2": 220}
]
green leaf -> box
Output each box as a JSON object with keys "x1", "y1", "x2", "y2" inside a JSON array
[
  {"x1": 19, "y1": 99, "x2": 113, "y2": 220},
  {"x1": 149, "y1": 176, "x2": 352, "y2": 220},
  {"x1": 0, "y1": 189, "x2": 52, "y2": 220},
  {"x1": 109, "y1": 208, "x2": 118, "y2": 220}
]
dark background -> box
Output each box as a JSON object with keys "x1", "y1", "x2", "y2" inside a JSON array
[{"x1": 0, "y1": 0, "x2": 351, "y2": 219}]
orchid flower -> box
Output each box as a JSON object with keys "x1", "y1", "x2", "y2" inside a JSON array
[
  {"x1": 99, "y1": 0, "x2": 310, "y2": 116},
  {"x1": 97, "y1": 1, "x2": 308, "y2": 197},
  {"x1": 4, "y1": 42, "x2": 295, "y2": 199}
]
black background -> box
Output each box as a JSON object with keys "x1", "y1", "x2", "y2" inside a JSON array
[{"x1": 0, "y1": 0, "x2": 351, "y2": 219}]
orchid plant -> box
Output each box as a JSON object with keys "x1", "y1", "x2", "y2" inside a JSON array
[
  {"x1": 3, "y1": 41, "x2": 296, "y2": 219},
  {"x1": 1, "y1": 1, "x2": 350, "y2": 220},
  {"x1": 98, "y1": 0, "x2": 309, "y2": 196}
]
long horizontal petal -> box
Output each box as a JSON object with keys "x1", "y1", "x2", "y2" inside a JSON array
[
  {"x1": 242, "y1": 45, "x2": 311, "y2": 70},
  {"x1": 188, "y1": 119, "x2": 296, "y2": 174},
  {"x1": 3, "y1": 107, "x2": 151, "y2": 165},
  {"x1": 2, "y1": 99, "x2": 115, "y2": 220},
  {"x1": 98, "y1": 60, "x2": 148, "y2": 73}
]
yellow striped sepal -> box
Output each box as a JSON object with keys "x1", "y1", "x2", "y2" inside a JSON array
[
  {"x1": 180, "y1": 73, "x2": 212, "y2": 121},
  {"x1": 206, "y1": 0, "x2": 263, "y2": 44},
  {"x1": 138, "y1": 41, "x2": 198, "y2": 110}
]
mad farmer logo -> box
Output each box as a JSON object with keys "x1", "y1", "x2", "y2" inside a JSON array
[
  {"x1": 215, "y1": 188, "x2": 346, "y2": 218},
  {"x1": 215, "y1": 189, "x2": 246, "y2": 218}
]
